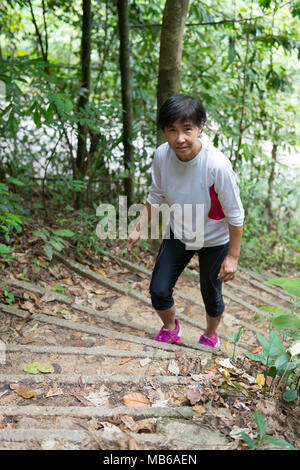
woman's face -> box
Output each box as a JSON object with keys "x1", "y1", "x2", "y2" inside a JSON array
[{"x1": 163, "y1": 120, "x2": 203, "y2": 161}]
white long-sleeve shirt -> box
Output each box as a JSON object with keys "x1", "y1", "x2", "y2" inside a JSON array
[{"x1": 146, "y1": 135, "x2": 244, "y2": 249}]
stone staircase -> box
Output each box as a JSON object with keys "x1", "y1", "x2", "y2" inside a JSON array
[{"x1": 0, "y1": 249, "x2": 291, "y2": 450}]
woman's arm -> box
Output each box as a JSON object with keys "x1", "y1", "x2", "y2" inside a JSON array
[
  {"x1": 217, "y1": 224, "x2": 243, "y2": 282},
  {"x1": 126, "y1": 200, "x2": 152, "y2": 253}
]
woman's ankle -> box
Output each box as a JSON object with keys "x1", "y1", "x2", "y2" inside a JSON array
[
  {"x1": 164, "y1": 319, "x2": 177, "y2": 331},
  {"x1": 203, "y1": 330, "x2": 217, "y2": 338}
]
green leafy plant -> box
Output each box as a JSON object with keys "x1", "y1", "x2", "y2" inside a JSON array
[
  {"x1": 24, "y1": 361, "x2": 54, "y2": 374},
  {"x1": 0, "y1": 243, "x2": 11, "y2": 257},
  {"x1": 2, "y1": 284, "x2": 15, "y2": 306},
  {"x1": 239, "y1": 174, "x2": 300, "y2": 270},
  {"x1": 48, "y1": 177, "x2": 86, "y2": 209},
  {"x1": 0, "y1": 179, "x2": 26, "y2": 258},
  {"x1": 51, "y1": 285, "x2": 67, "y2": 295},
  {"x1": 33, "y1": 257, "x2": 47, "y2": 273},
  {"x1": 245, "y1": 329, "x2": 299, "y2": 399},
  {"x1": 32, "y1": 228, "x2": 74, "y2": 260},
  {"x1": 241, "y1": 409, "x2": 296, "y2": 450},
  {"x1": 246, "y1": 277, "x2": 300, "y2": 401},
  {"x1": 232, "y1": 326, "x2": 245, "y2": 359},
  {"x1": 19, "y1": 269, "x2": 30, "y2": 281},
  {"x1": 66, "y1": 207, "x2": 108, "y2": 258},
  {"x1": 260, "y1": 278, "x2": 300, "y2": 333},
  {"x1": 60, "y1": 309, "x2": 72, "y2": 318}
]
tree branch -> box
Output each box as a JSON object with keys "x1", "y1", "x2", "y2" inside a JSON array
[
  {"x1": 42, "y1": 0, "x2": 48, "y2": 60},
  {"x1": 129, "y1": 15, "x2": 265, "y2": 29},
  {"x1": 28, "y1": 0, "x2": 46, "y2": 61}
]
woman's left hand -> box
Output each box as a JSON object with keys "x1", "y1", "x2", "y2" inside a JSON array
[{"x1": 217, "y1": 254, "x2": 238, "y2": 282}]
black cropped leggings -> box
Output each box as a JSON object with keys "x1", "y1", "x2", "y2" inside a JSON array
[{"x1": 149, "y1": 230, "x2": 229, "y2": 318}]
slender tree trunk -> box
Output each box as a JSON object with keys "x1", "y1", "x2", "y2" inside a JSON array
[
  {"x1": 266, "y1": 136, "x2": 278, "y2": 226},
  {"x1": 0, "y1": 161, "x2": 5, "y2": 182},
  {"x1": 232, "y1": 1, "x2": 253, "y2": 170},
  {"x1": 29, "y1": 0, "x2": 76, "y2": 212},
  {"x1": 76, "y1": 0, "x2": 92, "y2": 180},
  {"x1": 28, "y1": 0, "x2": 48, "y2": 66},
  {"x1": 157, "y1": 0, "x2": 189, "y2": 145},
  {"x1": 117, "y1": 0, "x2": 134, "y2": 207}
]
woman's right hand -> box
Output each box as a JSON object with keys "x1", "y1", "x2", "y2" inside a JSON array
[{"x1": 126, "y1": 229, "x2": 141, "y2": 254}]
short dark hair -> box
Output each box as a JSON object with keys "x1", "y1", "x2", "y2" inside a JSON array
[{"x1": 157, "y1": 94, "x2": 207, "y2": 130}]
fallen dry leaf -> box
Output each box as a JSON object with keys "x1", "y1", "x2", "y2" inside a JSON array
[
  {"x1": 67, "y1": 286, "x2": 82, "y2": 295},
  {"x1": 218, "y1": 368, "x2": 233, "y2": 386},
  {"x1": 175, "y1": 349, "x2": 184, "y2": 360},
  {"x1": 266, "y1": 376, "x2": 273, "y2": 387},
  {"x1": 168, "y1": 360, "x2": 180, "y2": 375},
  {"x1": 218, "y1": 395, "x2": 226, "y2": 405},
  {"x1": 241, "y1": 372, "x2": 256, "y2": 385},
  {"x1": 139, "y1": 358, "x2": 151, "y2": 367},
  {"x1": 216, "y1": 358, "x2": 242, "y2": 376},
  {"x1": 120, "y1": 415, "x2": 138, "y2": 431},
  {"x1": 45, "y1": 388, "x2": 63, "y2": 398},
  {"x1": 184, "y1": 303, "x2": 193, "y2": 316},
  {"x1": 92, "y1": 267, "x2": 107, "y2": 276},
  {"x1": 78, "y1": 376, "x2": 86, "y2": 389},
  {"x1": 230, "y1": 425, "x2": 253, "y2": 440},
  {"x1": 59, "y1": 278, "x2": 73, "y2": 286},
  {"x1": 216, "y1": 357, "x2": 232, "y2": 368},
  {"x1": 85, "y1": 388, "x2": 110, "y2": 407},
  {"x1": 249, "y1": 385, "x2": 261, "y2": 392},
  {"x1": 48, "y1": 266, "x2": 62, "y2": 279},
  {"x1": 42, "y1": 307, "x2": 58, "y2": 317},
  {"x1": 256, "y1": 373, "x2": 265, "y2": 388},
  {"x1": 135, "y1": 418, "x2": 156, "y2": 433},
  {"x1": 186, "y1": 386, "x2": 201, "y2": 405},
  {"x1": 10, "y1": 384, "x2": 36, "y2": 399},
  {"x1": 122, "y1": 392, "x2": 151, "y2": 407},
  {"x1": 24, "y1": 292, "x2": 40, "y2": 306},
  {"x1": 94, "y1": 289, "x2": 103, "y2": 294},
  {"x1": 234, "y1": 401, "x2": 250, "y2": 411},
  {"x1": 21, "y1": 336, "x2": 38, "y2": 344},
  {"x1": 193, "y1": 405, "x2": 206, "y2": 415},
  {"x1": 118, "y1": 343, "x2": 131, "y2": 351},
  {"x1": 120, "y1": 358, "x2": 133, "y2": 365},
  {"x1": 40, "y1": 294, "x2": 56, "y2": 303},
  {"x1": 19, "y1": 301, "x2": 35, "y2": 312}
]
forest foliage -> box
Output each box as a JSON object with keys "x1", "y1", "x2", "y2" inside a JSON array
[{"x1": 0, "y1": 0, "x2": 299, "y2": 269}]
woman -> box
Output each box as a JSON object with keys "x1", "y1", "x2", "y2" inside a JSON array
[{"x1": 127, "y1": 94, "x2": 244, "y2": 349}]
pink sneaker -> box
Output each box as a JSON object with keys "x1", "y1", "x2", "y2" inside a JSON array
[
  {"x1": 199, "y1": 333, "x2": 220, "y2": 349},
  {"x1": 153, "y1": 318, "x2": 182, "y2": 344}
]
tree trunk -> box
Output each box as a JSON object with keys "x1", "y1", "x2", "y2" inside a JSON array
[
  {"x1": 117, "y1": 0, "x2": 134, "y2": 207},
  {"x1": 76, "y1": 0, "x2": 92, "y2": 179},
  {"x1": 232, "y1": 7, "x2": 251, "y2": 170},
  {"x1": 157, "y1": 0, "x2": 189, "y2": 145},
  {"x1": 266, "y1": 137, "x2": 278, "y2": 226}
]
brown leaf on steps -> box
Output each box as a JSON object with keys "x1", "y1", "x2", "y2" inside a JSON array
[{"x1": 122, "y1": 392, "x2": 151, "y2": 407}]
